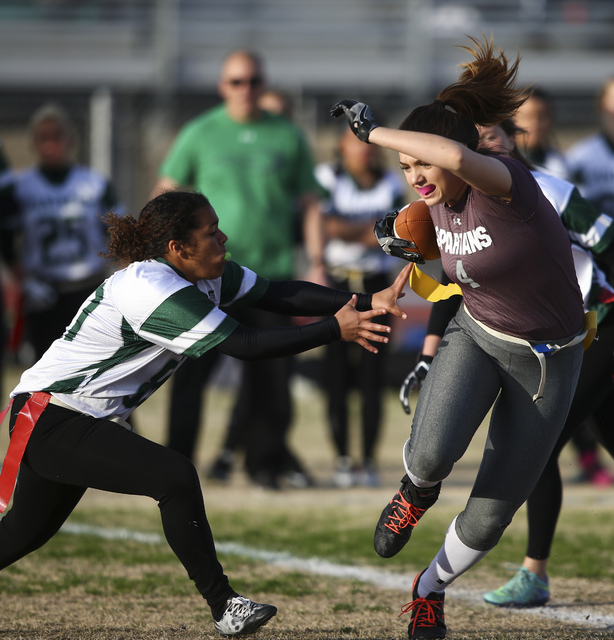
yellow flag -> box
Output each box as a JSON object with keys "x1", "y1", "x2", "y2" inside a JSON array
[
  {"x1": 583, "y1": 310, "x2": 597, "y2": 351},
  {"x1": 408, "y1": 266, "x2": 462, "y2": 302}
]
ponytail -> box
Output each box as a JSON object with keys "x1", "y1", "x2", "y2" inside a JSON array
[
  {"x1": 102, "y1": 191, "x2": 212, "y2": 265},
  {"x1": 400, "y1": 34, "x2": 529, "y2": 150}
]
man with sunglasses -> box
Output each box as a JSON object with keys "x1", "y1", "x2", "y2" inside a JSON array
[{"x1": 153, "y1": 50, "x2": 325, "y2": 490}]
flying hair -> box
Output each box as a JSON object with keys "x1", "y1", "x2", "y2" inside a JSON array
[
  {"x1": 439, "y1": 34, "x2": 528, "y2": 127},
  {"x1": 399, "y1": 34, "x2": 529, "y2": 150}
]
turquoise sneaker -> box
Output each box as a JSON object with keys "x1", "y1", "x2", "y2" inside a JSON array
[{"x1": 483, "y1": 565, "x2": 550, "y2": 607}]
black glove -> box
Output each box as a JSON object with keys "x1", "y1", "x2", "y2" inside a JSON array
[
  {"x1": 399, "y1": 355, "x2": 433, "y2": 414},
  {"x1": 330, "y1": 99, "x2": 380, "y2": 143},
  {"x1": 373, "y1": 211, "x2": 425, "y2": 263}
]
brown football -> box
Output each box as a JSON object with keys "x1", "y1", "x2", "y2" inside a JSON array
[{"x1": 393, "y1": 200, "x2": 440, "y2": 261}]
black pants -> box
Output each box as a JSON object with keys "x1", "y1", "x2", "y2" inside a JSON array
[
  {"x1": 167, "y1": 348, "x2": 224, "y2": 460},
  {"x1": 526, "y1": 309, "x2": 614, "y2": 559},
  {"x1": 0, "y1": 395, "x2": 233, "y2": 615},
  {"x1": 324, "y1": 271, "x2": 391, "y2": 461},
  {"x1": 167, "y1": 307, "x2": 305, "y2": 482}
]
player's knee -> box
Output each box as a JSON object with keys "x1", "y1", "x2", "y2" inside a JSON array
[
  {"x1": 404, "y1": 437, "x2": 453, "y2": 482},
  {"x1": 455, "y1": 504, "x2": 512, "y2": 551},
  {"x1": 155, "y1": 451, "x2": 201, "y2": 500},
  {"x1": 408, "y1": 453, "x2": 452, "y2": 483}
]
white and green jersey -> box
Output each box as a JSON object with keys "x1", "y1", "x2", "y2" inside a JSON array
[
  {"x1": 6, "y1": 165, "x2": 124, "y2": 283},
  {"x1": 315, "y1": 162, "x2": 406, "y2": 274},
  {"x1": 566, "y1": 133, "x2": 614, "y2": 217},
  {"x1": 533, "y1": 170, "x2": 614, "y2": 321},
  {"x1": 12, "y1": 258, "x2": 268, "y2": 419},
  {"x1": 533, "y1": 170, "x2": 614, "y2": 256}
]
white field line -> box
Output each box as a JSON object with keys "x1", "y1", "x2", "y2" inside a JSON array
[{"x1": 61, "y1": 523, "x2": 614, "y2": 631}]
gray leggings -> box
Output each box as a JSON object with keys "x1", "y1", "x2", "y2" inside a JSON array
[{"x1": 405, "y1": 305, "x2": 584, "y2": 551}]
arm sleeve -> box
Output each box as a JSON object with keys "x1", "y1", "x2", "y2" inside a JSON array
[
  {"x1": 425, "y1": 271, "x2": 462, "y2": 337},
  {"x1": 248, "y1": 279, "x2": 372, "y2": 315},
  {"x1": 216, "y1": 316, "x2": 341, "y2": 361}
]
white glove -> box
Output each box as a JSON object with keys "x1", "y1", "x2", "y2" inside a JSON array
[{"x1": 399, "y1": 355, "x2": 433, "y2": 415}]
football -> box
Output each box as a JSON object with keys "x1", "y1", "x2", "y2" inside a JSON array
[{"x1": 393, "y1": 200, "x2": 440, "y2": 261}]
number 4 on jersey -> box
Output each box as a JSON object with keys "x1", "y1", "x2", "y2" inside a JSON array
[{"x1": 456, "y1": 260, "x2": 480, "y2": 288}]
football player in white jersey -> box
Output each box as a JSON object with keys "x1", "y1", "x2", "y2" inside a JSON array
[
  {"x1": 566, "y1": 77, "x2": 614, "y2": 219},
  {"x1": 0, "y1": 103, "x2": 126, "y2": 361},
  {"x1": 1, "y1": 190, "x2": 409, "y2": 636}
]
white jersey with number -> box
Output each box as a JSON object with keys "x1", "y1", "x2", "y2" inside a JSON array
[
  {"x1": 315, "y1": 162, "x2": 406, "y2": 274},
  {"x1": 565, "y1": 133, "x2": 614, "y2": 217},
  {"x1": 12, "y1": 166, "x2": 125, "y2": 282},
  {"x1": 12, "y1": 259, "x2": 267, "y2": 419}
]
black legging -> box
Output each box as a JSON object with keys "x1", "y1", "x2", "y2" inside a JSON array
[
  {"x1": 426, "y1": 286, "x2": 614, "y2": 560},
  {"x1": 324, "y1": 272, "x2": 391, "y2": 462},
  {"x1": 0, "y1": 395, "x2": 234, "y2": 617},
  {"x1": 525, "y1": 309, "x2": 614, "y2": 560},
  {"x1": 168, "y1": 304, "x2": 311, "y2": 481},
  {"x1": 167, "y1": 348, "x2": 223, "y2": 460}
]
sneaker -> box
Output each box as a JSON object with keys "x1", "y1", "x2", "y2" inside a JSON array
[
  {"x1": 374, "y1": 475, "x2": 440, "y2": 558},
  {"x1": 214, "y1": 595, "x2": 277, "y2": 636},
  {"x1": 333, "y1": 456, "x2": 354, "y2": 489},
  {"x1": 590, "y1": 467, "x2": 614, "y2": 487},
  {"x1": 576, "y1": 449, "x2": 614, "y2": 487},
  {"x1": 208, "y1": 450, "x2": 234, "y2": 483},
  {"x1": 252, "y1": 470, "x2": 282, "y2": 491},
  {"x1": 354, "y1": 458, "x2": 380, "y2": 488},
  {"x1": 483, "y1": 565, "x2": 549, "y2": 607},
  {"x1": 400, "y1": 569, "x2": 446, "y2": 639},
  {"x1": 285, "y1": 470, "x2": 315, "y2": 489}
]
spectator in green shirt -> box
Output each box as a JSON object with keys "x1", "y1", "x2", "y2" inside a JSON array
[{"x1": 153, "y1": 50, "x2": 326, "y2": 489}]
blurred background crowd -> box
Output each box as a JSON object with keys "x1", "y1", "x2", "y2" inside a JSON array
[{"x1": 0, "y1": 0, "x2": 613, "y2": 489}]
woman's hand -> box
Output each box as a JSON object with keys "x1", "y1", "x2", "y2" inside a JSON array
[
  {"x1": 334, "y1": 295, "x2": 391, "y2": 354},
  {"x1": 330, "y1": 99, "x2": 380, "y2": 143},
  {"x1": 371, "y1": 263, "x2": 412, "y2": 319}
]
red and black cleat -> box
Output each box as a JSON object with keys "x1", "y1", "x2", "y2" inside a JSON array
[
  {"x1": 373, "y1": 474, "x2": 440, "y2": 558},
  {"x1": 401, "y1": 569, "x2": 446, "y2": 639}
]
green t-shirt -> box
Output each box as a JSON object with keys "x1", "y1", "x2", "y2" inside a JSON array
[{"x1": 160, "y1": 105, "x2": 318, "y2": 278}]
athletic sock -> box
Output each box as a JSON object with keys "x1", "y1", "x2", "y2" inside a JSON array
[{"x1": 417, "y1": 516, "x2": 490, "y2": 597}]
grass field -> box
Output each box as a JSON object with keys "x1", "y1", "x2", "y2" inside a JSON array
[{"x1": 1, "y1": 358, "x2": 614, "y2": 640}]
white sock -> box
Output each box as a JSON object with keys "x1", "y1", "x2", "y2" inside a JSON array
[{"x1": 417, "y1": 516, "x2": 490, "y2": 597}]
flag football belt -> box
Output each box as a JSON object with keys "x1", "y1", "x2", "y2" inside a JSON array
[
  {"x1": 465, "y1": 305, "x2": 595, "y2": 402},
  {"x1": 408, "y1": 265, "x2": 597, "y2": 402},
  {"x1": 0, "y1": 393, "x2": 134, "y2": 513},
  {"x1": 0, "y1": 392, "x2": 50, "y2": 513}
]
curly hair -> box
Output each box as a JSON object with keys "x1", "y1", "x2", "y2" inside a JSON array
[
  {"x1": 102, "y1": 191, "x2": 212, "y2": 265},
  {"x1": 399, "y1": 34, "x2": 529, "y2": 151}
]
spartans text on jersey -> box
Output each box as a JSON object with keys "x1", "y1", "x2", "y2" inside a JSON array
[{"x1": 435, "y1": 226, "x2": 493, "y2": 255}]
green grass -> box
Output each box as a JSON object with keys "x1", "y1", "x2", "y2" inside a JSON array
[
  {"x1": 1, "y1": 494, "x2": 608, "y2": 602},
  {"x1": 2, "y1": 366, "x2": 614, "y2": 639}
]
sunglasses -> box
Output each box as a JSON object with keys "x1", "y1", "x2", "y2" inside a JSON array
[{"x1": 227, "y1": 76, "x2": 263, "y2": 88}]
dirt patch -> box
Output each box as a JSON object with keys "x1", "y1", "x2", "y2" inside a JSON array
[{"x1": 1, "y1": 577, "x2": 614, "y2": 640}]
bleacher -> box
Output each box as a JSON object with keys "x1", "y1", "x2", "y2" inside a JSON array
[
  {"x1": 0, "y1": 0, "x2": 612, "y2": 212},
  {"x1": 0, "y1": 0, "x2": 612, "y2": 93}
]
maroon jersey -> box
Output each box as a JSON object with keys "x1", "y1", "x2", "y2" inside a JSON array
[{"x1": 429, "y1": 156, "x2": 584, "y2": 341}]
